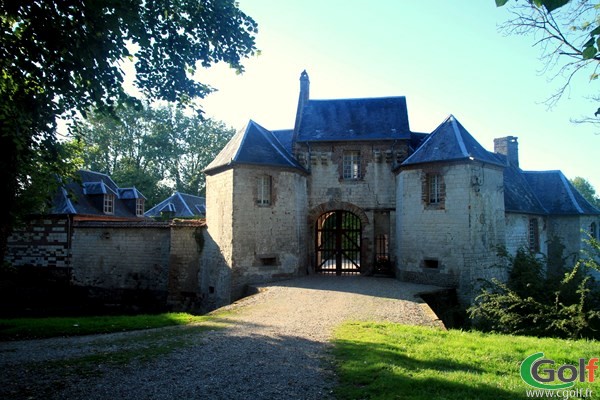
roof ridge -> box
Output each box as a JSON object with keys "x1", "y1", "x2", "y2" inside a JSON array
[
  {"x1": 175, "y1": 191, "x2": 194, "y2": 216},
  {"x1": 449, "y1": 115, "x2": 468, "y2": 158}
]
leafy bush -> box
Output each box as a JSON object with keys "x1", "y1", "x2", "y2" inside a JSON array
[{"x1": 468, "y1": 237, "x2": 600, "y2": 340}]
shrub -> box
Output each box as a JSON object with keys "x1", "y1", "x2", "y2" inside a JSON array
[{"x1": 468, "y1": 237, "x2": 600, "y2": 340}]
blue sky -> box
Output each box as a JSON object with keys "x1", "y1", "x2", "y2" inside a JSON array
[{"x1": 196, "y1": 1, "x2": 600, "y2": 191}]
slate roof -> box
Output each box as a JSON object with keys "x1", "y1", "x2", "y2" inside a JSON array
[
  {"x1": 204, "y1": 120, "x2": 304, "y2": 174},
  {"x1": 501, "y1": 163, "x2": 547, "y2": 215},
  {"x1": 145, "y1": 192, "x2": 206, "y2": 218},
  {"x1": 402, "y1": 115, "x2": 504, "y2": 167},
  {"x1": 272, "y1": 129, "x2": 294, "y2": 154},
  {"x1": 52, "y1": 170, "x2": 145, "y2": 218},
  {"x1": 295, "y1": 97, "x2": 411, "y2": 142},
  {"x1": 523, "y1": 171, "x2": 600, "y2": 215}
]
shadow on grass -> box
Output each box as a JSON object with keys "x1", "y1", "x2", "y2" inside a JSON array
[{"x1": 332, "y1": 339, "x2": 527, "y2": 400}]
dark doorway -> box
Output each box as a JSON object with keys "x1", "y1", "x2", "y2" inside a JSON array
[{"x1": 315, "y1": 210, "x2": 361, "y2": 275}]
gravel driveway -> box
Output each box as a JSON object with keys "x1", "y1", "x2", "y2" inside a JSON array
[{"x1": 0, "y1": 275, "x2": 444, "y2": 400}]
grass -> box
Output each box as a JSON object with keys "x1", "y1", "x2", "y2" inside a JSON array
[
  {"x1": 332, "y1": 322, "x2": 600, "y2": 400},
  {"x1": 0, "y1": 312, "x2": 215, "y2": 340}
]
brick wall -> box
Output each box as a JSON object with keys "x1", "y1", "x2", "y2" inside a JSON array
[{"x1": 6, "y1": 216, "x2": 71, "y2": 268}]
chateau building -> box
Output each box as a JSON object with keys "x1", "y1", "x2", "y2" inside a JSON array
[{"x1": 202, "y1": 71, "x2": 600, "y2": 304}]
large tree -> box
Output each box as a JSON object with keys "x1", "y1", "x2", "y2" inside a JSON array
[
  {"x1": 496, "y1": 0, "x2": 600, "y2": 123},
  {"x1": 75, "y1": 103, "x2": 235, "y2": 206},
  {"x1": 571, "y1": 176, "x2": 600, "y2": 209},
  {"x1": 0, "y1": 0, "x2": 257, "y2": 258}
]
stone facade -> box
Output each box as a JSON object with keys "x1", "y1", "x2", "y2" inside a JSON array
[
  {"x1": 203, "y1": 165, "x2": 308, "y2": 304},
  {"x1": 202, "y1": 71, "x2": 600, "y2": 306},
  {"x1": 396, "y1": 162, "x2": 507, "y2": 297},
  {"x1": 299, "y1": 141, "x2": 402, "y2": 273}
]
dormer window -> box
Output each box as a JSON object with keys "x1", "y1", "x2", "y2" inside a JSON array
[
  {"x1": 136, "y1": 198, "x2": 145, "y2": 217},
  {"x1": 103, "y1": 193, "x2": 115, "y2": 214}
]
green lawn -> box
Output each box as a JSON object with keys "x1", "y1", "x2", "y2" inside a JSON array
[
  {"x1": 0, "y1": 312, "x2": 213, "y2": 340},
  {"x1": 332, "y1": 322, "x2": 600, "y2": 400}
]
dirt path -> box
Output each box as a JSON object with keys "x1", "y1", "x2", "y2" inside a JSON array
[{"x1": 0, "y1": 276, "x2": 444, "y2": 400}]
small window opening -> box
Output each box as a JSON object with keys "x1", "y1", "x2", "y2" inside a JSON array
[
  {"x1": 260, "y1": 257, "x2": 277, "y2": 266},
  {"x1": 423, "y1": 259, "x2": 439, "y2": 269}
]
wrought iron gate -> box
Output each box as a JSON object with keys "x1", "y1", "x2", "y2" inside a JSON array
[{"x1": 315, "y1": 210, "x2": 361, "y2": 275}]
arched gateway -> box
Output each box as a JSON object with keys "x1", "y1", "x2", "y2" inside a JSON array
[{"x1": 315, "y1": 210, "x2": 363, "y2": 275}]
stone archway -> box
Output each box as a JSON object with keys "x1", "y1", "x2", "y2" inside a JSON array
[{"x1": 308, "y1": 202, "x2": 370, "y2": 275}]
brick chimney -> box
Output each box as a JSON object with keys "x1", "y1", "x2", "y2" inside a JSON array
[{"x1": 494, "y1": 136, "x2": 519, "y2": 168}]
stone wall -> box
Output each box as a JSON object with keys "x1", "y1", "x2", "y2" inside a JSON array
[
  {"x1": 505, "y1": 213, "x2": 548, "y2": 256},
  {"x1": 70, "y1": 221, "x2": 171, "y2": 292},
  {"x1": 202, "y1": 169, "x2": 234, "y2": 309},
  {"x1": 228, "y1": 165, "x2": 308, "y2": 299},
  {"x1": 4, "y1": 218, "x2": 206, "y2": 313},
  {"x1": 300, "y1": 141, "x2": 402, "y2": 210},
  {"x1": 396, "y1": 162, "x2": 506, "y2": 300}
]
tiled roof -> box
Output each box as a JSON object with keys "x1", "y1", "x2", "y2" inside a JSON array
[
  {"x1": 204, "y1": 120, "x2": 304, "y2": 173},
  {"x1": 295, "y1": 97, "x2": 411, "y2": 142},
  {"x1": 524, "y1": 171, "x2": 600, "y2": 215},
  {"x1": 402, "y1": 115, "x2": 504, "y2": 167},
  {"x1": 145, "y1": 192, "x2": 206, "y2": 218}
]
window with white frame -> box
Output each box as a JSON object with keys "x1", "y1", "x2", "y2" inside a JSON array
[
  {"x1": 343, "y1": 151, "x2": 361, "y2": 180},
  {"x1": 257, "y1": 175, "x2": 272, "y2": 206},
  {"x1": 103, "y1": 193, "x2": 115, "y2": 214},
  {"x1": 136, "y1": 198, "x2": 145, "y2": 217},
  {"x1": 423, "y1": 173, "x2": 445, "y2": 206}
]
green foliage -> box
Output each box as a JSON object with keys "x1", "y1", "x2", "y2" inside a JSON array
[
  {"x1": 0, "y1": 0, "x2": 257, "y2": 256},
  {"x1": 333, "y1": 322, "x2": 600, "y2": 399},
  {"x1": 468, "y1": 238, "x2": 600, "y2": 339},
  {"x1": 73, "y1": 102, "x2": 235, "y2": 207},
  {"x1": 571, "y1": 176, "x2": 600, "y2": 209}
]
